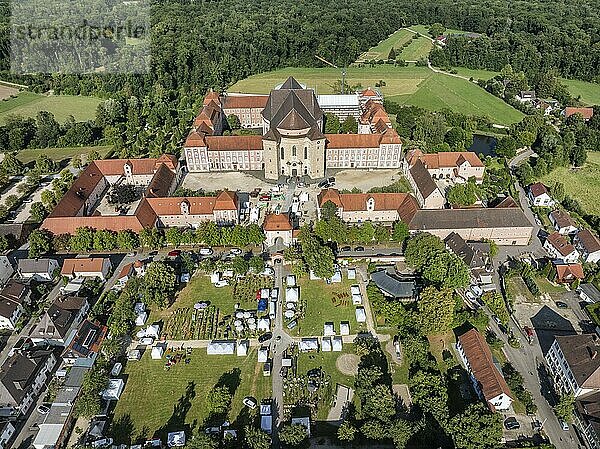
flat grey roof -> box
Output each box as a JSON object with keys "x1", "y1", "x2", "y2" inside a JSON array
[
  {"x1": 410, "y1": 208, "x2": 532, "y2": 230},
  {"x1": 371, "y1": 270, "x2": 415, "y2": 298}
]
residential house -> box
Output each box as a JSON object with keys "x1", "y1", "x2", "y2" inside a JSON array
[
  {"x1": 0, "y1": 257, "x2": 13, "y2": 287},
  {"x1": 115, "y1": 263, "x2": 135, "y2": 290},
  {"x1": 404, "y1": 159, "x2": 445, "y2": 209},
  {"x1": 30, "y1": 296, "x2": 89, "y2": 346},
  {"x1": 546, "y1": 334, "x2": 600, "y2": 398},
  {"x1": 528, "y1": 182, "x2": 554, "y2": 207},
  {"x1": 0, "y1": 346, "x2": 58, "y2": 416},
  {"x1": 544, "y1": 232, "x2": 580, "y2": 263},
  {"x1": 515, "y1": 90, "x2": 536, "y2": 103},
  {"x1": 575, "y1": 392, "x2": 600, "y2": 449},
  {"x1": 444, "y1": 232, "x2": 491, "y2": 271},
  {"x1": 578, "y1": 283, "x2": 600, "y2": 303},
  {"x1": 62, "y1": 320, "x2": 108, "y2": 365},
  {"x1": 263, "y1": 213, "x2": 295, "y2": 247},
  {"x1": 316, "y1": 188, "x2": 419, "y2": 223},
  {"x1": 404, "y1": 149, "x2": 485, "y2": 184},
  {"x1": 554, "y1": 263, "x2": 584, "y2": 284},
  {"x1": 575, "y1": 229, "x2": 600, "y2": 263},
  {"x1": 456, "y1": 329, "x2": 513, "y2": 411},
  {"x1": 17, "y1": 259, "x2": 59, "y2": 282},
  {"x1": 61, "y1": 258, "x2": 112, "y2": 280},
  {"x1": 562, "y1": 107, "x2": 594, "y2": 121},
  {"x1": 549, "y1": 210, "x2": 578, "y2": 235},
  {"x1": 0, "y1": 281, "x2": 31, "y2": 330}
]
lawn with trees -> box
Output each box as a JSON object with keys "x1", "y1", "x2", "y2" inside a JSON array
[{"x1": 0, "y1": 92, "x2": 101, "y2": 123}]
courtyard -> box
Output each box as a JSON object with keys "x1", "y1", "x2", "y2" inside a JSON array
[{"x1": 110, "y1": 348, "x2": 271, "y2": 443}]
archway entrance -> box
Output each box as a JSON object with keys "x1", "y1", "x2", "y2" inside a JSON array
[
  {"x1": 273, "y1": 237, "x2": 285, "y2": 252},
  {"x1": 292, "y1": 168, "x2": 298, "y2": 177}
]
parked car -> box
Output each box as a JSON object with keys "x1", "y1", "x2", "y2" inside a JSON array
[
  {"x1": 354, "y1": 246, "x2": 365, "y2": 252},
  {"x1": 242, "y1": 396, "x2": 257, "y2": 409},
  {"x1": 230, "y1": 248, "x2": 243, "y2": 255},
  {"x1": 504, "y1": 417, "x2": 520, "y2": 430},
  {"x1": 465, "y1": 291, "x2": 476, "y2": 301},
  {"x1": 37, "y1": 404, "x2": 50, "y2": 415},
  {"x1": 168, "y1": 250, "x2": 181, "y2": 257},
  {"x1": 28, "y1": 423, "x2": 39, "y2": 431},
  {"x1": 492, "y1": 315, "x2": 502, "y2": 326},
  {"x1": 258, "y1": 332, "x2": 273, "y2": 343},
  {"x1": 139, "y1": 337, "x2": 154, "y2": 345},
  {"x1": 199, "y1": 247, "x2": 213, "y2": 256},
  {"x1": 259, "y1": 194, "x2": 271, "y2": 201},
  {"x1": 340, "y1": 246, "x2": 351, "y2": 252},
  {"x1": 91, "y1": 438, "x2": 113, "y2": 448},
  {"x1": 328, "y1": 176, "x2": 336, "y2": 183},
  {"x1": 262, "y1": 267, "x2": 275, "y2": 276},
  {"x1": 317, "y1": 179, "x2": 329, "y2": 188},
  {"x1": 215, "y1": 280, "x2": 229, "y2": 288},
  {"x1": 560, "y1": 420, "x2": 569, "y2": 431},
  {"x1": 556, "y1": 301, "x2": 568, "y2": 309}
]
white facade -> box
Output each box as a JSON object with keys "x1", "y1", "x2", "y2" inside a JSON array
[
  {"x1": 0, "y1": 257, "x2": 13, "y2": 287},
  {"x1": 325, "y1": 142, "x2": 402, "y2": 169},
  {"x1": 529, "y1": 191, "x2": 554, "y2": 207},
  {"x1": 546, "y1": 339, "x2": 600, "y2": 398},
  {"x1": 543, "y1": 239, "x2": 580, "y2": 263},
  {"x1": 18, "y1": 259, "x2": 59, "y2": 282}
]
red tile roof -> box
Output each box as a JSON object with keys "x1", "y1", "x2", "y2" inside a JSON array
[
  {"x1": 564, "y1": 107, "x2": 594, "y2": 120},
  {"x1": 550, "y1": 210, "x2": 577, "y2": 229},
  {"x1": 420, "y1": 151, "x2": 484, "y2": 169},
  {"x1": 556, "y1": 264, "x2": 584, "y2": 282},
  {"x1": 529, "y1": 182, "x2": 549, "y2": 198},
  {"x1": 61, "y1": 258, "x2": 108, "y2": 276},
  {"x1": 222, "y1": 95, "x2": 269, "y2": 109},
  {"x1": 263, "y1": 213, "x2": 293, "y2": 231},
  {"x1": 205, "y1": 135, "x2": 263, "y2": 151},
  {"x1": 546, "y1": 232, "x2": 577, "y2": 257},
  {"x1": 118, "y1": 263, "x2": 134, "y2": 279},
  {"x1": 146, "y1": 197, "x2": 216, "y2": 215},
  {"x1": 361, "y1": 87, "x2": 379, "y2": 97},
  {"x1": 577, "y1": 229, "x2": 600, "y2": 253},
  {"x1": 214, "y1": 190, "x2": 238, "y2": 210},
  {"x1": 184, "y1": 130, "x2": 207, "y2": 147},
  {"x1": 458, "y1": 329, "x2": 512, "y2": 411}
]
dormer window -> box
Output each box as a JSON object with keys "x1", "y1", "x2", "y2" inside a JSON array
[
  {"x1": 180, "y1": 200, "x2": 190, "y2": 215},
  {"x1": 124, "y1": 162, "x2": 133, "y2": 177}
]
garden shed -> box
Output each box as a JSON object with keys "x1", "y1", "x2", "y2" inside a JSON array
[
  {"x1": 257, "y1": 317, "x2": 270, "y2": 332},
  {"x1": 167, "y1": 431, "x2": 186, "y2": 447},
  {"x1": 286, "y1": 275, "x2": 296, "y2": 286},
  {"x1": 340, "y1": 322, "x2": 350, "y2": 335},
  {"x1": 352, "y1": 293, "x2": 363, "y2": 305},
  {"x1": 347, "y1": 268, "x2": 356, "y2": 280},
  {"x1": 210, "y1": 273, "x2": 220, "y2": 284},
  {"x1": 350, "y1": 285, "x2": 361, "y2": 295},
  {"x1": 102, "y1": 379, "x2": 124, "y2": 400},
  {"x1": 331, "y1": 271, "x2": 342, "y2": 283}
]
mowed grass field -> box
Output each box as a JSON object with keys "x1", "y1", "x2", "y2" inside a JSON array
[
  {"x1": 540, "y1": 151, "x2": 600, "y2": 215},
  {"x1": 359, "y1": 28, "x2": 415, "y2": 61},
  {"x1": 230, "y1": 66, "x2": 524, "y2": 124},
  {"x1": 0, "y1": 91, "x2": 101, "y2": 123},
  {"x1": 561, "y1": 78, "x2": 600, "y2": 106},
  {"x1": 111, "y1": 349, "x2": 271, "y2": 443}
]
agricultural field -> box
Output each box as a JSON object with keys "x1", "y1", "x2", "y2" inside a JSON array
[
  {"x1": 358, "y1": 28, "x2": 415, "y2": 61},
  {"x1": 400, "y1": 36, "x2": 433, "y2": 61},
  {"x1": 111, "y1": 349, "x2": 271, "y2": 443},
  {"x1": 561, "y1": 78, "x2": 600, "y2": 106},
  {"x1": 154, "y1": 274, "x2": 273, "y2": 341},
  {"x1": 540, "y1": 151, "x2": 600, "y2": 215},
  {"x1": 449, "y1": 67, "x2": 499, "y2": 81},
  {"x1": 16, "y1": 145, "x2": 111, "y2": 164},
  {"x1": 230, "y1": 66, "x2": 524, "y2": 125},
  {"x1": 288, "y1": 277, "x2": 365, "y2": 337},
  {"x1": 0, "y1": 91, "x2": 101, "y2": 123},
  {"x1": 0, "y1": 84, "x2": 18, "y2": 100}
]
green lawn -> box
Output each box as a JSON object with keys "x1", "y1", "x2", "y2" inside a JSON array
[
  {"x1": 399, "y1": 37, "x2": 433, "y2": 61},
  {"x1": 540, "y1": 151, "x2": 600, "y2": 215},
  {"x1": 506, "y1": 276, "x2": 536, "y2": 303},
  {"x1": 359, "y1": 29, "x2": 415, "y2": 61},
  {"x1": 111, "y1": 349, "x2": 271, "y2": 443},
  {"x1": 0, "y1": 91, "x2": 101, "y2": 123},
  {"x1": 407, "y1": 24, "x2": 465, "y2": 37},
  {"x1": 230, "y1": 66, "x2": 524, "y2": 125},
  {"x1": 586, "y1": 302, "x2": 600, "y2": 326},
  {"x1": 561, "y1": 78, "x2": 600, "y2": 106},
  {"x1": 450, "y1": 67, "x2": 499, "y2": 81},
  {"x1": 297, "y1": 345, "x2": 356, "y2": 387},
  {"x1": 291, "y1": 277, "x2": 365, "y2": 337},
  {"x1": 16, "y1": 145, "x2": 111, "y2": 164}
]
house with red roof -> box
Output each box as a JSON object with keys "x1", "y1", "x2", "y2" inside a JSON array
[
  {"x1": 262, "y1": 213, "x2": 294, "y2": 247},
  {"x1": 544, "y1": 232, "x2": 580, "y2": 263},
  {"x1": 528, "y1": 182, "x2": 555, "y2": 207},
  {"x1": 554, "y1": 263, "x2": 584, "y2": 284},
  {"x1": 562, "y1": 107, "x2": 594, "y2": 121}
]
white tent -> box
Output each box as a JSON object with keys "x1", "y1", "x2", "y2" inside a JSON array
[
  {"x1": 237, "y1": 340, "x2": 248, "y2": 356},
  {"x1": 350, "y1": 285, "x2": 361, "y2": 295},
  {"x1": 340, "y1": 322, "x2": 350, "y2": 336},
  {"x1": 135, "y1": 311, "x2": 148, "y2": 326},
  {"x1": 257, "y1": 317, "x2": 270, "y2": 332},
  {"x1": 282, "y1": 358, "x2": 292, "y2": 367},
  {"x1": 167, "y1": 431, "x2": 186, "y2": 447},
  {"x1": 260, "y1": 288, "x2": 270, "y2": 299},
  {"x1": 331, "y1": 271, "x2": 342, "y2": 283},
  {"x1": 284, "y1": 309, "x2": 295, "y2": 318},
  {"x1": 210, "y1": 272, "x2": 220, "y2": 284},
  {"x1": 355, "y1": 307, "x2": 367, "y2": 323},
  {"x1": 102, "y1": 379, "x2": 125, "y2": 400},
  {"x1": 144, "y1": 324, "x2": 161, "y2": 339},
  {"x1": 258, "y1": 347, "x2": 268, "y2": 363},
  {"x1": 286, "y1": 275, "x2": 296, "y2": 286},
  {"x1": 286, "y1": 287, "x2": 299, "y2": 303},
  {"x1": 323, "y1": 323, "x2": 335, "y2": 336},
  {"x1": 352, "y1": 294, "x2": 363, "y2": 305},
  {"x1": 207, "y1": 340, "x2": 236, "y2": 355},
  {"x1": 223, "y1": 269, "x2": 234, "y2": 278},
  {"x1": 321, "y1": 337, "x2": 332, "y2": 352},
  {"x1": 332, "y1": 336, "x2": 343, "y2": 352},
  {"x1": 298, "y1": 338, "x2": 318, "y2": 352},
  {"x1": 347, "y1": 268, "x2": 356, "y2": 280},
  {"x1": 151, "y1": 346, "x2": 164, "y2": 359}
]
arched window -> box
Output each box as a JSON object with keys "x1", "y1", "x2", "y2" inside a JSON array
[
  {"x1": 292, "y1": 145, "x2": 297, "y2": 157},
  {"x1": 304, "y1": 147, "x2": 308, "y2": 159},
  {"x1": 280, "y1": 147, "x2": 284, "y2": 159},
  {"x1": 366, "y1": 197, "x2": 375, "y2": 212}
]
